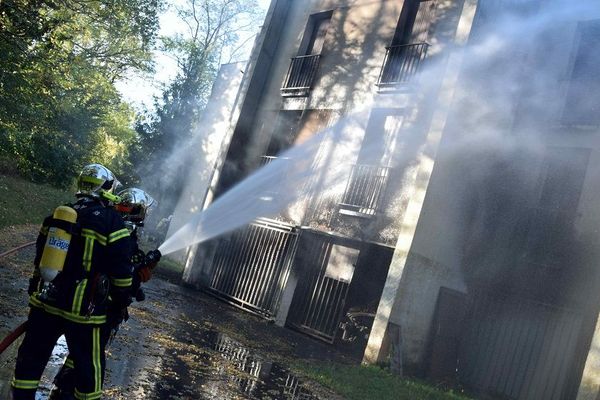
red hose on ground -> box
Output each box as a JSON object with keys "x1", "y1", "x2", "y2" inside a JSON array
[
  {"x1": 0, "y1": 241, "x2": 36, "y2": 259},
  {"x1": 0, "y1": 322, "x2": 27, "y2": 355},
  {"x1": 0, "y1": 242, "x2": 36, "y2": 353}
]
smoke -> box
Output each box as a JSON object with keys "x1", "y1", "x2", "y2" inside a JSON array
[
  {"x1": 159, "y1": 0, "x2": 600, "y2": 310},
  {"x1": 423, "y1": 0, "x2": 600, "y2": 303},
  {"x1": 159, "y1": 109, "x2": 370, "y2": 254}
]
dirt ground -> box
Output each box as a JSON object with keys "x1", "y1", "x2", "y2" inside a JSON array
[{"x1": 0, "y1": 225, "x2": 352, "y2": 399}]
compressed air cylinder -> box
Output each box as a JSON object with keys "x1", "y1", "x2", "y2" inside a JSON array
[{"x1": 39, "y1": 206, "x2": 77, "y2": 282}]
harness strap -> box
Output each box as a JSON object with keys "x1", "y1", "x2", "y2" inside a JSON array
[{"x1": 47, "y1": 218, "x2": 81, "y2": 236}]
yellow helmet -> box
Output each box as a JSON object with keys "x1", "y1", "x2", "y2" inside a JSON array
[{"x1": 76, "y1": 164, "x2": 121, "y2": 202}]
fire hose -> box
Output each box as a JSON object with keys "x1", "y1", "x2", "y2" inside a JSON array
[
  {"x1": 0, "y1": 241, "x2": 35, "y2": 260},
  {"x1": 0, "y1": 241, "x2": 35, "y2": 355}
]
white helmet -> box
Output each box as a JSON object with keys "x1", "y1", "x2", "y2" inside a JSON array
[{"x1": 76, "y1": 163, "x2": 121, "y2": 202}]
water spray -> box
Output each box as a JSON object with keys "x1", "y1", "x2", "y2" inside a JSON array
[{"x1": 158, "y1": 109, "x2": 376, "y2": 255}]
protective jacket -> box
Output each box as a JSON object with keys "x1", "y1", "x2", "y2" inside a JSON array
[{"x1": 29, "y1": 197, "x2": 134, "y2": 325}]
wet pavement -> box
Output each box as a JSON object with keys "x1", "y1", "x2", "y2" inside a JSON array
[{"x1": 0, "y1": 225, "x2": 349, "y2": 399}]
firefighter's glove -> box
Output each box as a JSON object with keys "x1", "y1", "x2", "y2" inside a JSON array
[
  {"x1": 110, "y1": 287, "x2": 133, "y2": 310},
  {"x1": 138, "y1": 266, "x2": 152, "y2": 283},
  {"x1": 135, "y1": 287, "x2": 146, "y2": 302},
  {"x1": 143, "y1": 249, "x2": 161, "y2": 270},
  {"x1": 107, "y1": 306, "x2": 129, "y2": 329},
  {"x1": 27, "y1": 276, "x2": 40, "y2": 295}
]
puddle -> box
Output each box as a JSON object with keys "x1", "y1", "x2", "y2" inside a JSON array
[
  {"x1": 209, "y1": 332, "x2": 320, "y2": 399},
  {"x1": 0, "y1": 279, "x2": 338, "y2": 399},
  {"x1": 151, "y1": 330, "x2": 322, "y2": 400},
  {"x1": 37, "y1": 335, "x2": 69, "y2": 399}
]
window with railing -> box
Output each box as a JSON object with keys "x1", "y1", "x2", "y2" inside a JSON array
[
  {"x1": 281, "y1": 11, "x2": 331, "y2": 96},
  {"x1": 339, "y1": 164, "x2": 391, "y2": 216},
  {"x1": 377, "y1": 0, "x2": 435, "y2": 88},
  {"x1": 377, "y1": 42, "x2": 429, "y2": 87},
  {"x1": 259, "y1": 155, "x2": 278, "y2": 167},
  {"x1": 281, "y1": 54, "x2": 322, "y2": 94}
]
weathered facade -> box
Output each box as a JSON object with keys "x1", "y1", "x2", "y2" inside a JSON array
[{"x1": 176, "y1": 0, "x2": 600, "y2": 398}]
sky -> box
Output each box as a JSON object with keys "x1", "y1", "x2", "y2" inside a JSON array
[{"x1": 117, "y1": 0, "x2": 272, "y2": 109}]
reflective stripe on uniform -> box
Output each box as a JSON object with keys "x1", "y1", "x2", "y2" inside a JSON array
[
  {"x1": 110, "y1": 277, "x2": 132, "y2": 287},
  {"x1": 74, "y1": 388, "x2": 103, "y2": 400},
  {"x1": 29, "y1": 296, "x2": 106, "y2": 325},
  {"x1": 107, "y1": 228, "x2": 129, "y2": 243},
  {"x1": 82, "y1": 236, "x2": 94, "y2": 272},
  {"x1": 11, "y1": 378, "x2": 39, "y2": 390},
  {"x1": 65, "y1": 357, "x2": 75, "y2": 369},
  {"x1": 93, "y1": 327, "x2": 101, "y2": 392},
  {"x1": 72, "y1": 278, "x2": 88, "y2": 314},
  {"x1": 81, "y1": 229, "x2": 107, "y2": 246}
]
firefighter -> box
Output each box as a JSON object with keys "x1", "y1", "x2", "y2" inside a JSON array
[
  {"x1": 12, "y1": 164, "x2": 134, "y2": 400},
  {"x1": 115, "y1": 187, "x2": 162, "y2": 298},
  {"x1": 48, "y1": 187, "x2": 161, "y2": 400}
]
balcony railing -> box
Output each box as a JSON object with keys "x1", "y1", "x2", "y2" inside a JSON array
[
  {"x1": 281, "y1": 54, "x2": 321, "y2": 96},
  {"x1": 259, "y1": 155, "x2": 278, "y2": 167},
  {"x1": 339, "y1": 164, "x2": 391, "y2": 216},
  {"x1": 377, "y1": 42, "x2": 429, "y2": 87}
]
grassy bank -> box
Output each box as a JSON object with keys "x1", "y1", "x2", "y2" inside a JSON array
[
  {"x1": 0, "y1": 174, "x2": 71, "y2": 228},
  {"x1": 154, "y1": 256, "x2": 185, "y2": 282},
  {"x1": 298, "y1": 363, "x2": 471, "y2": 400}
]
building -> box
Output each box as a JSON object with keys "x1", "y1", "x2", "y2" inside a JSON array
[{"x1": 175, "y1": 0, "x2": 600, "y2": 398}]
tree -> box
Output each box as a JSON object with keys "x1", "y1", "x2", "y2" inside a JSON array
[
  {"x1": 0, "y1": 0, "x2": 161, "y2": 186},
  {"x1": 131, "y1": 0, "x2": 260, "y2": 207}
]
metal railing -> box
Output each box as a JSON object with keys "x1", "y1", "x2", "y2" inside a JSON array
[
  {"x1": 377, "y1": 42, "x2": 429, "y2": 86},
  {"x1": 207, "y1": 219, "x2": 298, "y2": 317},
  {"x1": 259, "y1": 155, "x2": 278, "y2": 167},
  {"x1": 281, "y1": 54, "x2": 321, "y2": 94},
  {"x1": 340, "y1": 164, "x2": 391, "y2": 216}
]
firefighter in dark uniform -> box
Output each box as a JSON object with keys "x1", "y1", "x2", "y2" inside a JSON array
[
  {"x1": 11, "y1": 164, "x2": 134, "y2": 400},
  {"x1": 48, "y1": 187, "x2": 161, "y2": 400}
]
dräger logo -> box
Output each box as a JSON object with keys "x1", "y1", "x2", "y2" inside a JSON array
[{"x1": 48, "y1": 236, "x2": 70, "y2": 251}]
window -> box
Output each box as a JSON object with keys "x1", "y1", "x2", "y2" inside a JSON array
[
  {"x1": 265, "y1": 111, "x2": 303, "y2": 157},
  {"x1": 301, "y1": 12, "x2": 332, "y2": 56},
  {"x1": 339, "y1": 110, "x2": 403, "y2": 216},
  {"x1": 524, "y1": 147, "x2": 590, "y2": 267},
  {"x1": 378, "y1": 0, "x2": 435, "y2": 87},
  {"x1": 562, "y1": 20, "x2": 600, "y2": 126},
  {"x1": 357, "y1": 109, "x2": 404, "y2": 166},
  {"x1": 392, "y1": 0, "x2": 436, "y2": 46},
  {"x1": 281, "y1": 11, "x2": 332, "y2": 95}
]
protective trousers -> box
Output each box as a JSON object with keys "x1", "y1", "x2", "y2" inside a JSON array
[
  {"x1": 51, "y1": 326, "x2": 113, "y2": 398},
  {"x1": 12, "y1": 307, "x2": 107, "y2": 400}
]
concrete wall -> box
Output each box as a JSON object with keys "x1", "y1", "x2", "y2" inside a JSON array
[
  {"x1": 368, "y1": 1, "x2": 600, "y2": 393},
  {"x1": 365, "y1": 0, "x2": 477, "y2": 367}
]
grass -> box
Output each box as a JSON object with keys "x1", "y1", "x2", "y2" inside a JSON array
[
  {"x1": 0, "y1": 174, "x2": 72, "y2": 228},
  {"x1": 155, "y1": 256, "x2": 185, "y2": 282},
  {"x1": 297, "y1": 363, "x2": 472, "y2": 400}
]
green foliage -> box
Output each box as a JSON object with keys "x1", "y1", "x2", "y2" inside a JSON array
[
  {"x1": 0, "y1": 0, "x2": 161, "y2": 187},
  {"x1": 297, "y1": 363, "x2": 472, "y2": 400},
  {"x1": 0, "y1": 173, "x2": 72, "y2": 228}
]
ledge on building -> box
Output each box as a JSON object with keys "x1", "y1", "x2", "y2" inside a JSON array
[
  {"x1": 338, "y1": 203, "x2": 376, "y2": 218},
  {"x1": 280, "y1": 87, "x2": 311, "y2": 97}
]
